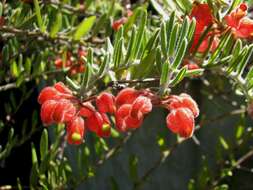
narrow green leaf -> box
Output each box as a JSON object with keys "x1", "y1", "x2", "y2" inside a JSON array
[
  {"x1": 132, "y1": 10, "x2": 147, "y2": 59},
  {"x1": 11, "y1": 61, "x2": 19, "y2": 78},
  {"x1": 33, "y1": 0, "x2": 45, "y2": 32},
  {"x1": 219, "y1": 136, "x2": 229, "y2": 150},
  {"x1": 40, "y1": 129, "x2": 48, "y2": 161},
  {"x1": 98, "y1": 54, "x2": 110, "y2": 78},
  {"x1": 227, "y1": 0, "x2": 241, "y2": 14},
  {"x1": 113, "y1": 37, "x2": 124, "y2": 69},
  {"x1": 161, "y1": 22, "x2": 168, "y2": 57},
  {"x1": 168, "y1": 23, "x2": 179, "y2": 56},
  {"x1": 166, "y1": 11, "x2": 175, "y2": 48},
  {"x1": 74, "y1": 16, "x2": 96, "y2": 40},
  {"x1": 31, "y1": 143, "x2": 38, "y2": 164},
  {"x1": 81, "y1": 49, "x2": 93, "y2": 90},
  {"x1": 170, "y1": 67, "x2": 187, "y2": 86},
  {"x1": 92, "y1": 13, "x2": 108, "y2": 36},
  {"x1": 156, "y1": 48, "x2": 163, "y2": 73},
  {"x1": 187, "y1": 18, "x2": 196, "y2": 43},
  {"x1": 172, "y1": 38, "x2": 187, "y2": 69},
  {"x1": 25, "y1": 58, "x2": 32, "y2": 74},
  {"x1": 227, "y1": 46, "x2": 248, "y2": 74},
  {"x1": 237, "y1": 45, "x2": 253, "y2": 76},
  {"x1": 160, "y1": 61, "x2": 170, "y2": 86},
  {"x1": 177, "y1": 17, "x2": 190, "y2": 51},
  {"x1": 124, "y1": 25, "x2": 137, "y2": 64},
  {"x1": 50, "y1": 11, "x2": 62, "y2": 37},
  {"x1": 206, "y1": 32, "x2": 232, "y2": 66}
]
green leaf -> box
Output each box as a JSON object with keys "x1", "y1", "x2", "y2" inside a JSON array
[
  {"x1": 92, "y1": 13, "x2": 108, "y2": 36},
  {"x1": 81, "y1": 48, "x2": 93, "y2": 90},
  {"x1": 33, "y1": 0, "x2": 45, "y2": 32},
  {"x1": 156, "y1": 48, "x2": 163, "y2": 73},
  {"x1": 227, "y1": 46, "x2": 248, "y2": 74},
  {"x1": 160, "y1": 22, "x2": 168, "y2": 58},
  {"x1": 177, "y1": 17, "x2": 190, "y2": 51},
  {"x1": 237, "y1": 44, "x2": 253, "y2": 76},
  {"x1": 187, "y1": 18, "x2": 196, "y2": 43},
  {"x1": 168, "y1": 23, "x2": 179, "y2": 56},
  {"x1": 160, "y1": 61, "x2": 170, "y2": 86},
  {"x1": 25, "y1": 58, "x2": 32, "y2": 74},
  {"x1": 170, "y1": 67, "x2": 187, "y2": 86},
  {"x1": 113, "y1": 37, "x2": 124, "y2": 69},
  {"x1": 73, "y1": 16, "x2": 96, "y2": 40},
  {"x1": 31, "y1": 143, "x2": 38, "y2": 164},
  {"x1": 132, "y1": 10, "x2": 147, "y2": 60},
  {"x1": 124, "y1": 25, "x2": 137, "y2": 64},
  {"x1": 98, "y1": 54, "x2": 110, "y2": 78},
  {"x1": 40, "y1": 129, "x2": 48, "y2": 161},
  {"x1": 172, "y1": 38, "x2": 187, "y2": 69},
  {"x1": 206, "y1": 32, "x2": 232, "y2": 66},
  {"x1": 166, "y1": 11, "x2": 175, "y2": 47},
  {"x1": 50, "y1": 11, "x2": 62, "y2": 38}
]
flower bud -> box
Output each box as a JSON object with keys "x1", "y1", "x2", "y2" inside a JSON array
[{"x1": 112, "y1": 17, "x2": 128, "y2": 31}]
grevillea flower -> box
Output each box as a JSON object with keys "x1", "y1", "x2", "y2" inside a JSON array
[
  {"x1": 115, "y1": 104, "x2": 143, "y2": 132},
  {"x1": 66, "y1": 117, "x2": 85, "y2": 145},
  {"x1": 115, "y1": 88, "x2": 139, "y2": 107},
  {"x1": 225, "y1": 3, "x2": 253, "y2": 38},
  {"x1": 96, "y1": 92, "x2": 116, "y2": 114},
  {"x1": 115, "y1": 90, "x2": 152, "y2": 131},
  {"x1": 166, "y1": 108, "x2": 195, "y2": 138},
  {"x1": 85, "y1": 112, "x2": 111, "y2": 137},
  {"x1": 40, "y1": 100, "x2": 58, "y2": 125},
  {"x1": 169, "y1": 93, "x2": 199, "y2": 118},
  {"x1": 52, "y1": 99, "x2": 77, "y2": 123}
]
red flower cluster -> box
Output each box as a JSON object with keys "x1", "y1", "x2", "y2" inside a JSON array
[
  {"x1": 166, "y1": 94, "x2": 199, "y2": 138},
  {"x1": 38, "y1": 82, "x2": 200, "y2": 144},
  {"x1": 38, "y1": 84, "x2": 153, "y2": 144},
  {"x1": 225, "y1": 3, "x2": 253, "y2": 38},
  {"x1": 55, "y1": 49, "x2": 87, "y2": 75},
  {"x1": 38, "y1": 82, "x2": 85, "y2": 145}
]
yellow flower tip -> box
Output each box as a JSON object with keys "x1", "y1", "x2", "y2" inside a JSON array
[
  {"x1": 102, "y1": 124, "x2": 110, "y2": 132},
  {"x1": 71, "y1": 133, "x2": 81, "y2": 142}
]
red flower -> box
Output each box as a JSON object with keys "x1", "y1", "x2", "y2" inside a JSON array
[
  {"x1": 115, "y1": 88, "x2": 139, "y2": 107},
  {"x1": 66, "y1": 117, "x2": 85, "y2": 145},
  {"x1": 225, "y1": 3, "x2": 253, "y2": 38},
  {"x1": 40, "y1": 100, "x2": 58, "y2": 125},
  {"x1": 52, "y1": 99, "x2": 77, "y2": 123},
  {"x1": 112, "y1": 17, "x2": 128, "y2": 31},
  {"x1": 115, "y1": 104, "x2": 143, "y2": 132},
  {"x1": 86, "y1": 112, "x2": 111, "y2": 137},
  {"x1": 96, "y1": 92, "x2": 116, "y2": 114},
  {"x1": 189, "y1": 3, "x2": 219, "y2": 53},
  {"x1": 190, "y1": 3, "x2": 214, "y2": 34},
  {"x1": 130, "y1": 96, "x2": 152, "y2": 119},
  {"x1": 169, "y1": 93, "x2": 199, "y2": 118},
  {"x1": 166, "y1": 108, "x2": 195, "y2": 138},
  {"x1": 38, "y1": 82, "x2": 74, "y2": 104},
  {"x1": 79, "y1": 103, "x2": 96, "y2": 118}
]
